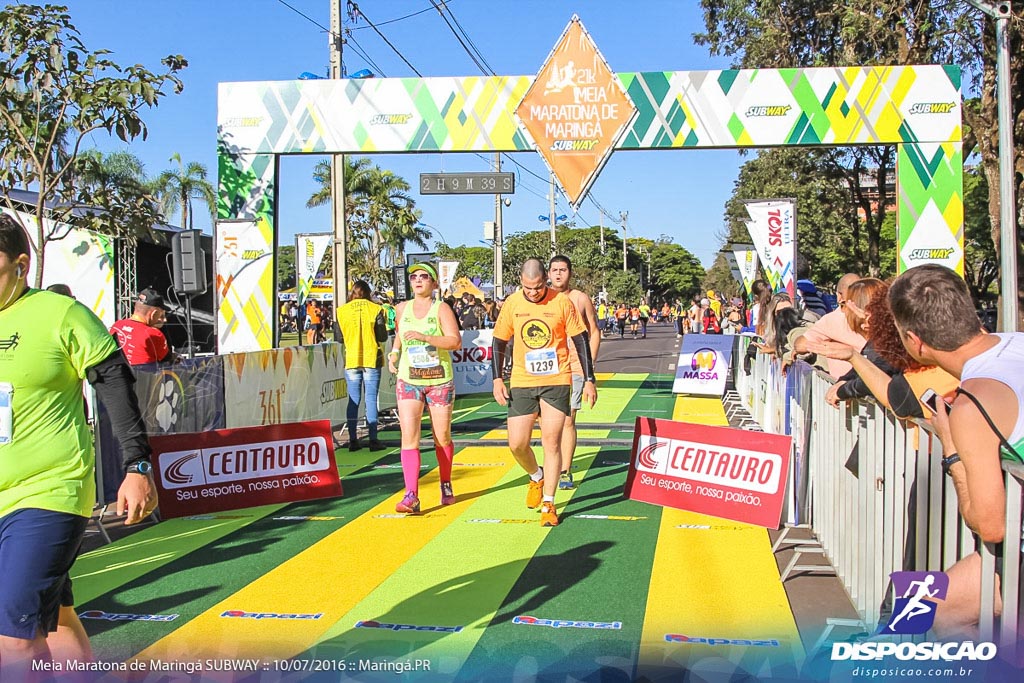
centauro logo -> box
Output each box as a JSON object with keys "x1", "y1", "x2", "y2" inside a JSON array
[
  {"x1": 908, "y1": 248, "x2": 955, "y2": 260},
  {"x1": 745, "y1": 105, "x2": 791, "y2": 117},
  {"x1": 242, "y1": 249, "x2": 266, "y2": 260},
  {"x1": 550, "y1": 139, "x2": 599, "y2": 151},
  {"x1": 637, "y1": 440, "x2": 667, "y2": 469},
  {"x1": 909, "y1": 102, "x2": 956, "y2": 115},
  {"x1": 522, "y1": 319, "x2": 552, "y2": 349},
  {"x1": 370, "y1": 114, "x2": 413, "y2": 125},
  {"x1": 157, "y1": 437, "x2": 330, "y2": 490}
]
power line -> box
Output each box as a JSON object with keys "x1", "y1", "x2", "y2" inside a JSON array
[
  {"x1": 348, "y1": 1, "x2": 449, "y2": 31},
  {"x1": 346, "y1": 34, "x2": 388, "y2": 77},
  {"x1": 276, "y1": 0, "x2": 331, "y2": 33},
  {"x1": 352, "y1": 4, "x2": 423, "y2": 77},
  {"x1": 440, "y1": 2, "x2": 496, "y2": 75},
  {"x1": 429, "y1": 0, "x2": 490, "y2": 75}
]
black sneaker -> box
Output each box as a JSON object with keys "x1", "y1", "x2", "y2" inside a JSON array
[
  {"x1": 368, "y1": 440, "x2": 387, "y2": 452},
  {"x1": 348, "y1": 440, "x2": 362, "y2": 452}
]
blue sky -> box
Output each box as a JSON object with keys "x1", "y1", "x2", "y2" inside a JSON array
[{"x1": 65, "y1": 0, "x2": 742, "y2": 266}]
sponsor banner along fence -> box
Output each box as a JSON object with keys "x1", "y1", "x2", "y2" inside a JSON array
[
  {"x1": 149, "y1": 420, "x2": 342, "y2": 519},
  {"x1": 624, "y1": 417, "x2": 792, "y2": 528},
  {"x1": 454, "y1": 329, "x2": 494, "y2": 395},
  {"x1": 673, "y1": 334, "x2": 736, "y2": 396}
]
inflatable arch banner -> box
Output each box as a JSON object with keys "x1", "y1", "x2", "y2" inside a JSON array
[{"x1": 217, "y1": 15, "x2": 962, "y2": 352}]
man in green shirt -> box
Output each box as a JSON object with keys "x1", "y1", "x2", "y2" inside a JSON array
[{"x1": 0, "y1": 214, "x2": 155, "y2": 672}]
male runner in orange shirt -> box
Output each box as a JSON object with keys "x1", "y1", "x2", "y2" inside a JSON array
[
  {"x1": 547, "y1": 255, "x2": 600, "y2": 490},
  {"x1": 491, "y1": 258, "x2": 597, "y2": 526}
]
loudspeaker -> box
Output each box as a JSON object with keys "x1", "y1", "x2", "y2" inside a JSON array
[{"x1": 171, "y1": 230, "x2": 208, "y2": 295}]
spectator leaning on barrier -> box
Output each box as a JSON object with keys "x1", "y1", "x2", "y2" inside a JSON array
[
  {"x1": 793, "y1": 273, "x2": 864, "y2": 379},
  {"x1": 334, "y1": 280, "x2": 388, "y2": 452},
  {"x1": 0, "y1": 214, "x2": 156, "y2": 672},
  {"x1": 109, "y1": 288, "x2": 176, "y2": 366},
  {"x1": 888, "y1": 264, "x2": 1024, "y2": 639}
]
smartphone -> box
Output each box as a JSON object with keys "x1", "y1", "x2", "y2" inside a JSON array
[{"x1": 920, "y1": 388, "x2": 952, "y2": 413}]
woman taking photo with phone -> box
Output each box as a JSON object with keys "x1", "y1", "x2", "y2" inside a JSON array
[{"x1": 387, "y1": 263, "x2": 462, "y2": 513}]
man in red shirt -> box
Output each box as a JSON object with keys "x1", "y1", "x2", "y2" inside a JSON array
[{"x1": 110, "y1": 288, "x2": 174, "y2": 365}]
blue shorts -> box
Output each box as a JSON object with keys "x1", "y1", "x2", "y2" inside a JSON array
[{"x1": 0, "y1": 508, "x2": 88, "y2": 639}]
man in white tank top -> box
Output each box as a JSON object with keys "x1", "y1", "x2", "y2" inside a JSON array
[{"x1": 890, "y1": 264, "x2": 1023, "y2": 639}]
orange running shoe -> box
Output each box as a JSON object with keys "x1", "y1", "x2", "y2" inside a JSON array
[
  {"x1": 526, "y1": 479, "x2": 543, "y2": 509},
  {"x1": 540, "y1": 502, "x2": 559, "y2": 527}
]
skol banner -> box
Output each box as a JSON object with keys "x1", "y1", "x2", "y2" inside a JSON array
[
  {"x1": 222, "y1": 344, "x2": 347, "y2": 428},
  {"x1": 216, "y1": 218, "x2": 274, "y2": 353},
  {"x1": 624, "y1": 417, "x2": 792, "y2": 528},
  {"x1": 453, "y1": 329, "x2": 494, "y2": 395},
  {"x1": 744, "y1": 200, "x2": 796, "y2": 300},
  {"x1": 730, "y1": 244, "x2": 759, "y2": 296},
  {"x1": 149, "y1": 420, "x2": 342, "y2": 519},
  {"x1": 295, "y1": 233, "x2": 332, "y2": 308}
]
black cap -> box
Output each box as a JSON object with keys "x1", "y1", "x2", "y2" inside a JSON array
[{"x1": 137, "y1": 288, "x2": 166, "y2": 310}]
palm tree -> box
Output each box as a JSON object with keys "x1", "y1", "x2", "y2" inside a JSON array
[{"x1": 155, "y1": 153, "x2": 216, "y2": 229}]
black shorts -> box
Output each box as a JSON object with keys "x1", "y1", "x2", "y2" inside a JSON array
[{"x1": 508, "y1": 385, "x2": 571, "y2": 418}]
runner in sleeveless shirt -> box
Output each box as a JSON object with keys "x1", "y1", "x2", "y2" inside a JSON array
[
  {"x1": 491, "y1": 258, "x2": 597, "y2": 526},
  {"x1": 547, "y1": 255, "x2": 601, "y2": 490},
  {"x1": 387, "y1": 263, "x2": 462, "y2": 514}
]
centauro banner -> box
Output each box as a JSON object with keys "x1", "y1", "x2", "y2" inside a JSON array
[
  {"x1": 295, "y1": 233, "x2": 332, "y2": 308},
  {"x1": 625, "y1": 417, "x2": 792, "y2": 528},
  {"x1": 744, "y1": 200, "x2": 796, "y2": 300}
]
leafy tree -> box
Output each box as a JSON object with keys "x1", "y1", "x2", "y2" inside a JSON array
[
  {"x1": 155, "y1": 153, "x2": 215, "y2": 230},
  {"x1": 703, "y1": 253, "x2": 743, "y2": 300},
  {"x1": 649, "y1": 241, "x2": 705, "y2": 303},
  {"x1": 605, "y1": 270, "x2": 644, "y2": 304},
  {"x1": 0, "y1": 3, "x2": 186, "y2": 286},
  {"x1": 277, "y1": 244, "x2": 296, "y2": 290},
  {"x1": 435, "y1": 244, "x2": 493, "y2": 281},
  {"x1": 963, "y1": 166, "x2": 998, "y2": 303}
]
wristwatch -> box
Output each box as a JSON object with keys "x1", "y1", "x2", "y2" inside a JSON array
[
  {"x1": 125, "y1": 460, "x2": 153, "y2": 475},
  {"x1": 941, "y1": 453, "x2": 961, "y2": 477}
]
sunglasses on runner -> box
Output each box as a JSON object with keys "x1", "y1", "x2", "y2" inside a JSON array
[{"x1": 409, "y1": 273, "x2": 432, "y2": 281}]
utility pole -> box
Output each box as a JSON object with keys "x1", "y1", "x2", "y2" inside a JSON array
[
  {"x1": 330, "y1": 1, "x2": 349, "y2": 306},
  {"x1": 967, "y1": 0, "x2": 1017, "y2": 332},
  {"x1": 549, "y1": 173, "x2": 557, "y2": 256},
  {"x1": 620, "y1": 211, "x2": 628, "y2": 272},
  {"x1": 494, "y1": 153, "x2": 504, "y2": 296},
  {"x1": 599, "y1": 211, "x2": 605, "y2": 254}
]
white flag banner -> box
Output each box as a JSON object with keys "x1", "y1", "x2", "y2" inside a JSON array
[
  {"x1": 438, "y1": 260, "x2": 459, "y2": 295},
  {"x1": 295, "y1": 233, "x2": 333, "y2": 307},
  {"x1": 730, "y1": 244, "x2": 760, "y2": 296},
  {"x1": 723, "y1": 250, "x2": 743, "y2": 286},
  {"x1": 744, "y1": 200, "x2": 796, "y2": 299}
]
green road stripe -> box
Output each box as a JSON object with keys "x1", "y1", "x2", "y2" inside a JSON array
[
  {"x1": 457, "y1": 446, "x2": 661, "y2": 681},
  {"x1": 620, "y1": 373, "x2": 676, "y2": 421},
  {"x1": 576, "y1": 373, "x2": 645, "y2": 423},
  {"x1": 78, "y1": 454, "x2": 418, "y2": 662},
  {"x1": 72, "y1": 448, "x2": 391, "y2": 604},
  {"x1": 302, "y1": 448, "x2": 600, "y2": 668}
]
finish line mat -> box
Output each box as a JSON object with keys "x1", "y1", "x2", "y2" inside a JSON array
[{"x1": 72, "y1": 372, "x2": 805, "y2": 680}]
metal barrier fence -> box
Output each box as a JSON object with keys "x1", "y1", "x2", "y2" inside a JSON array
[{"x1": 735, "y1": 338, "x2": 1022, "y2": 660}]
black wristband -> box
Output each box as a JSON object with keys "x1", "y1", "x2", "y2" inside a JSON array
[{"x1": 941, "y1": 453, "x2": 961, "y2": 477}]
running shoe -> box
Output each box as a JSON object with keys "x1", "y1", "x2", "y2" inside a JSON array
[
  {"x1": 526, "y1": 478, "x2": 543, "y2": 509},
  {"x1": 440, "y1": 481, "x2": 456, "y2": 506},
  {"x1": 395, "y1": 491, "x2": 420, "y2": 514},
  {"x1": 540, "y1": 502, "x2": 559, "y2": 527},
  {"x1": 348, "y1": 440, "x2": 362, "y2": 452},
  {"x1": 368, "y1": 440, "x2": 387, "y2": 452},
  {"x1": 558, "y1": 471, "x2": 575, "y2": 490}
]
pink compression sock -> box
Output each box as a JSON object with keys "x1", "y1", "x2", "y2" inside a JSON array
[
  {"x1": 400, "y1": 449, "x2": 421, "y2": 494},
  {"x1": 436, "y1": 442, "x2": 455, "y2": 482}
]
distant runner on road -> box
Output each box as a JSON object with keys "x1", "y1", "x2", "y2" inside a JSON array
[{"x1": 491, "y1": 258, "x2": 597, "y2": 526}]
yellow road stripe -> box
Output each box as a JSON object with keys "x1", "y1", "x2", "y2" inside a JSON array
[
  {"x1": 638, "y1": 396, "x2": 803, "y2": 674},
  {"x1": 131, "y1": 447, "x2": 514, "y2": 662}
]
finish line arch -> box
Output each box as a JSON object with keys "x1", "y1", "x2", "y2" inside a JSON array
[{"x1": 216, "y1": 41, "x2": 962, "y2": 353}]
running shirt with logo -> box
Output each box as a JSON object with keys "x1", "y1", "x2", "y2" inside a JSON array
[
  {"x1": 397, "y1": 299, "x2": 453, "y2": 386},
  {"x1": 960, "y1": 332, "x2": 1024, "y2": 463},
  {"x1": 493, "y1": 289, "x2": 584, "y2": 388},
  {"x1": 0, "y1": 290, "x2": 119, "y2": 520}
]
